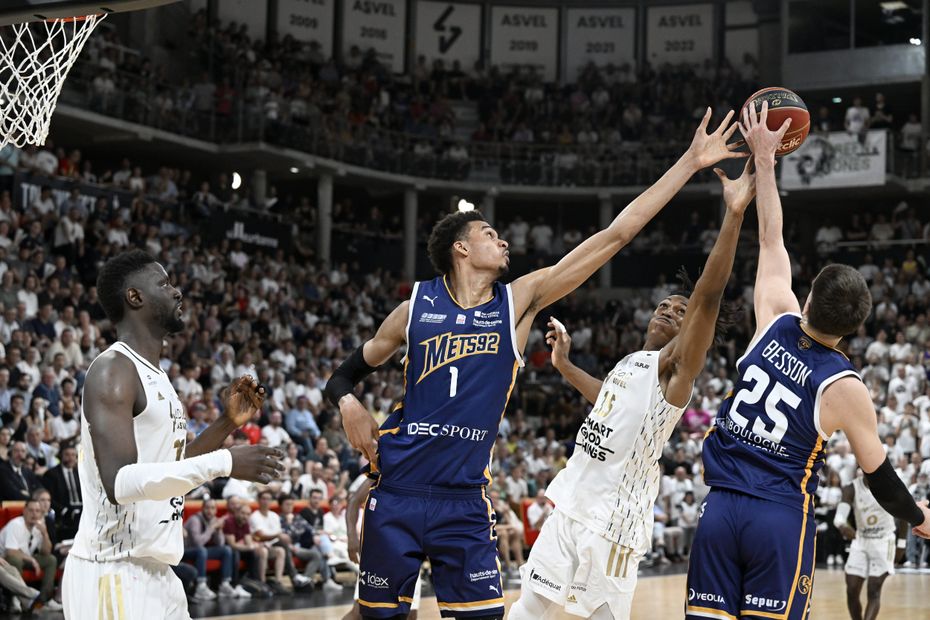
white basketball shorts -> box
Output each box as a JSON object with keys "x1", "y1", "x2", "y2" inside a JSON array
[
  {"x1": 62, "y1": 555, "x2": 189, "y2": 620},
  {"x1": 519, "y1": 508, "x2": 643, "y2": 619},
  {"x1": 845, "y1": 535, "x2": 896, "y2": 579}
]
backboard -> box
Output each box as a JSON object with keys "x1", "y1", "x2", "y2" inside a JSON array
[{"x1": 0, "y1": 1, "x2": 180, "y2": 26}]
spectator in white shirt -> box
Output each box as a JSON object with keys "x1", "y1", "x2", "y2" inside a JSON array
[
  {"x1": 889, "y1": 331, "x2": 913, "y2": 364},
  {"x1": 248, "y1": 490, "x2": 310, "y2": 589},
  {"x1": 261, "y1": 411, "x2": 291, "y2": 448},
  {"x1": 0, "y1": 498, "x2": 57, "y2": 605},
  {"x1": 845, "y1": 96, "x2": 870, "y2": 138},
  {"x1": 526, "y1": 489, "x2": 553, "y2": 530},
  {"x1": 296, "y1": 461, "x2": 328, "y2": 500}
]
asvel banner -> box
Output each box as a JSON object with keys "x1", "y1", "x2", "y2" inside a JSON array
[
  {"x1": 490, "y1": 6, "x2": 559, "y2": 82},
  {"x1": 276, "y1": 0, "x2": 335, "y2": 55},
  {"x1": 415, "y1": 2, "x2": 483, "y2": 71},
  {"x1": 781, "y1": 130, "x2": 887, "y2": 190},
  {"x1": 342, "y1": 0, "x2": 408, "y2": 73},
  {"x1": 565, "y1": 8, "x2": 636, "y2": 81},
  {"x1": 646, "y1": 3, "x2": 714, "y2": 64}
]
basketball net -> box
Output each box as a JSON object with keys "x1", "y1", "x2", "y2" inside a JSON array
[{"x1": 0, "y1": 14, "x2": 106, "y2": 148}]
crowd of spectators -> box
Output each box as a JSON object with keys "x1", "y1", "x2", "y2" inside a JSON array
[
  {"x1": 0, "y1": 9, "x2": 930, "y2": 610},
  {"x1": 0, "y1": 75, "x2": 928, "y2": 612}
]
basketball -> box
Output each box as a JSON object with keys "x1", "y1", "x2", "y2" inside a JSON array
[{"x1": 741, "y1": 87, "x2": 810, "y2": 156}]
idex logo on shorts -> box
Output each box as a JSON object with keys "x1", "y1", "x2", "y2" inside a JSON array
[{"x1": 359, "y1": 571, "x2": 389, "y2": 589}]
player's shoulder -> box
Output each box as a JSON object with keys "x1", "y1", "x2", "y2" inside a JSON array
[
  {"x1": 84, "y1": 349, "x2": 140, "y2": 396},
  {"x1": 86, "y1": 348, "x2": 135, "y2": 377}
]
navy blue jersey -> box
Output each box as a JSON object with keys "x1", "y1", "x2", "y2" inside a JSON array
[
  {"x1": 376, "y1": 276, "x2": 523, "y2": 487},
  {"x1": 702, "y1": 313, "x2": 859, "y2": 510}
]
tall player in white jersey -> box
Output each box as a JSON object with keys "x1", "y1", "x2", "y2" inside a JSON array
[
  {"x1": 509, "y1": 133, "x2": 759, "y2": 619},
  {"x1": 836, "y1": 471, "x2": 907, "y2": 620},
  {"x1": 62, "y1": 250, "x2": 285, "y2": 620}
]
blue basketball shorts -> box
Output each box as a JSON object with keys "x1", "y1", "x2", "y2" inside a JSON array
[
  {"x1": 686, "y1": 488, "x2": 816, "y2": 620},
  {"x1": 357, "y1": 481, "x2": 505, "y2": 618}
]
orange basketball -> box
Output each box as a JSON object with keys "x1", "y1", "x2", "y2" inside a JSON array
[{"x1": 741, "y1": 87, "x2": 810, "y2": 156}]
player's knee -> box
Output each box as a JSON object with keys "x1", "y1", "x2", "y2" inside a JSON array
[{"x1": 866, "y1": 578, "x2": 885, "y2": 600}]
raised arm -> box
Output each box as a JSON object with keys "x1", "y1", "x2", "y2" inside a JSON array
[
  {"x1": 546, "y1": 318, "x2": 603, "y2": 405},
  {"x1": 324, "y1": 300, "x2": 409, "y2": 463},
  {"x1": 821, "y1": 377, "x2": 930, "y2": 537},
  {"x1": 739, "y1": 101, "x2": 799, "y2": 334},
  {"x1": 187, "y1": 375, "x2": 266, "y2": 457},
  {"x1": 512, "y1": 109, "x2": 746, "y2": 315},
  {"x1": 83, "y1": 354, "x2": 281, "y2": 506},
  {"x1": 661, "y1": 159, "x2": 754, "y2": 407}
]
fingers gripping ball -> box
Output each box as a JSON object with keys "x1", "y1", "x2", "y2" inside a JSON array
[{"x1": 741, "y1": 87, "x2": 810, "y2": 156}]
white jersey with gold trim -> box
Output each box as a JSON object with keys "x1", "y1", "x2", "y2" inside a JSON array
[
  {"x1": 546, "y1": 350, "x2": 684, "y2": 553},
  {"x1": 71, "y1": 342, "x2": 188, "y2": 564},
  {"x1": 852, "y1": 477, "x2": 896, "y2": 540}
]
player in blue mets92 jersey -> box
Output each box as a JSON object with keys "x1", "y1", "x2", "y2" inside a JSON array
[
  {"x1": 325, "y1": 109, "x2": 749, "y2": 619},
  {"x1": 685, "y1": 101, "x2": 930, "y2": 620}
]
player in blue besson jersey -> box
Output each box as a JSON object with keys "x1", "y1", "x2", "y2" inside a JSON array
[
  {"x1": 323, "y1": 108, "x2": 747, "y2": 620},
  {"x1": 685, "y1": 101, "x2": 930, "y2": 620}
]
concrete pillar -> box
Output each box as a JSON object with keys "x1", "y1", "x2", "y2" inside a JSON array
[
  {"x1": 598, "y1": 193, "x2": 613, "y2": 289},
  {"x1": 316, "y1": 173, "x2": 333, "y2": 269},
  {"x1": 251, "y1": 169, "x2": 267, "y2": 207},
  {"x1": 404, "y1": 187, "x2": 418, "y2": 281},
  {"x1": 482, "y1": 194, "x2": 495, "y2": 227}
]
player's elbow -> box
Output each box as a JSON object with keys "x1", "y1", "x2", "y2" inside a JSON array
[{"x1": 101, "y1": 479, "x2": 120, "y2": 506}]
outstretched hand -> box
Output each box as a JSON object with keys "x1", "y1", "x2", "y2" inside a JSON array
[
  {"x1": 713, "y1": 157, "x2": 757, "y2": 216},
  {"x1": 738, "y1": 100, "x2": 792, "y2": 165},
  {"x1": 686, "y1": 108, "x2": 747, "y2": 170},
  {"x1": 545, "y1": 317, "x2": 572, "y2": 370},
  {"x1": 224, "y1": 375, "x2": 266, "y2": 428}
]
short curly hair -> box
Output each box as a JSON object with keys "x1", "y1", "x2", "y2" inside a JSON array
[
  {"x1": 427, "y1": 210, "x2": 486, "y2": 275},
  {"x1": 671, "y1": 267, "x2": 744, "y2": 348},
  {"x1": 96, "y1": 250, "x2": 157, "y2": 323}
]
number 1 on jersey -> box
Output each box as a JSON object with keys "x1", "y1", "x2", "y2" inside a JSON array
[{"x1": 449, "y1": 366, "x2": 459, "y2": 398}]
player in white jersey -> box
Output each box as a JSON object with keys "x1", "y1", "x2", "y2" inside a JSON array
[
  {"x1": 62, "y1": 250, "x2": 285, "y2": 620},
  {"x1": 510, "y1": 138, "x2": 756, "y2": 620},
  {"x1": 835, "y1": 471, "x2": 907, "y2": 620}
]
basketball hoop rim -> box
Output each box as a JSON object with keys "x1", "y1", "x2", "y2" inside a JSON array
[{"x1": 45, "y1": 14, "x2": 104, "y2": 24}]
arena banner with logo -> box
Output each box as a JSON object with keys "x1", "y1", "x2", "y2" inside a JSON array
[
  {"x1": 205, "y1": 212, "x2": 293, "y2": 252},
  {"x1": 415, "y1": 2, "x2": 482, "y2": 71},
  {"x1": 217, "y1": 0, "x2": 268, "y2": 41},
  {"x1": 781, "y1": 130, "x2": 887, "y2": 190},
  {"x1": 564, "y1": 8, "x2": 636, "y2": 81},
  {"x1": 489, "y1": 6, "x2": 559, "y2": 82},
  {"x1": 14, "y1": 173, "x2": 130, "y2": 214},
  {"x1": 646, "y1": 3, "x2": 714, "y2": 65},
  {"x1": 341, "y1": 0, "x2": 408, "y2": 73},
  {"x1": 276, "y1": 0, "x2": 335, "y2": 56}
]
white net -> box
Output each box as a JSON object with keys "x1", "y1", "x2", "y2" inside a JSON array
[{"x1": 0, "y1": 14, "x2": 106, "y2": 148}]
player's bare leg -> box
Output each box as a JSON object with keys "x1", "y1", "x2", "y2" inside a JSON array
[
  {"x1": 845, "y1": 574, "x2": 865, "y2": 620},
  {"x1": 864, "y1": 574, "x2": 888, "y2": 620}
]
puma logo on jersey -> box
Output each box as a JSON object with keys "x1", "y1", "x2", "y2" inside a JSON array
[
  {"x1": 489, "y1": 585, "x2": 499, "y2": 595},
  {"x1": 417, "y1": 332, "x2": 500, "y2": 383},
  {"x1": 422, "y1": 294, "x2": 438, "y2": 307}
]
